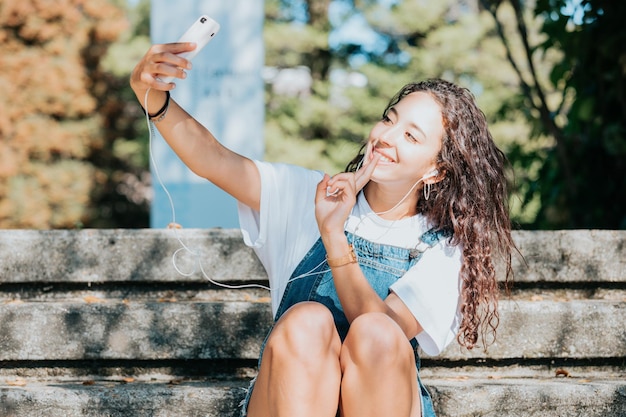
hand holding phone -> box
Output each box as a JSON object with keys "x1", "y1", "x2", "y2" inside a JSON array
[{"x1": 159, "y1": 15, "x2": 220, "y2": 83}]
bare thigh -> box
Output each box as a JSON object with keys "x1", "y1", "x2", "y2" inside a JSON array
[
  {"x1": 338, "y1": 312, "x2": 421, "y2": 417},
  {"x1": 247, "y1": 302, "x2": 342, "y2": 417}
]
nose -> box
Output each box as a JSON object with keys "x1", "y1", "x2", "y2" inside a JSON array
[{"x1": 377, "y1": 124, "x2": 399, "y2": 147}]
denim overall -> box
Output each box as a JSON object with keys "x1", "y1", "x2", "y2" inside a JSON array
[{"x1": 241, "y1": 229, "x2": 449, "y2": 417}]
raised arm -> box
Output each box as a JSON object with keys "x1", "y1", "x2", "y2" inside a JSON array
[{"x1": 130, "y1": 42, "x2": 261, "y2": 211}]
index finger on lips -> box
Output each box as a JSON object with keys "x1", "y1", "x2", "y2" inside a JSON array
[{"x1": 355, "y1": 153, "x2": 380, "y2": 191}]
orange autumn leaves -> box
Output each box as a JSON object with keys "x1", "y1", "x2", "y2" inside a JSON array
[{"x1": 0, "y1": 0, "x2": 127, "y2": 228}]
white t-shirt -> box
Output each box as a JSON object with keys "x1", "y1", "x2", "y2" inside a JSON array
[{"x1": 238, "y1": 161, "x2": 462, "y2": 356}]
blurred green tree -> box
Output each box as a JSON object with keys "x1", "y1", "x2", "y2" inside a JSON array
[
  {"x1": 482, "y1": 0, "x2": 626, "y2": 228},
  {"x1": 93, "y1": 0, "x2": 152, "y2": 228}
]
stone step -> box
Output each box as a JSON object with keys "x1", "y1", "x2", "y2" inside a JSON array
[
  {"x1": 0, "y1": 300, "x2": 624, "y2": 361},
  {"x1": 0, "y1": 229, "x2": 266, "y2": 284},
  {"x1": 1, "y1": 229, "x2": 625, "y2": 416},
  {"x1": 1, "y1": 229, "x2": 625, "y2": 284},
  {"x1": 0, "y1": 377, "x2": 624, "y2": 417},
  {"x1": 0, "y1": 380, "x2": 246, "y2": 417}
]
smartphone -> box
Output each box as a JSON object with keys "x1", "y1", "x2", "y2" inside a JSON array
[{"x1": 159, "y1": 15, "x2": 221, "y2": 83}]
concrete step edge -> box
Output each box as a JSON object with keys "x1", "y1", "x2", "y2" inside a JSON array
[
  {"x1": 1, "y1": 300, "x2": 624, "y2": 361},
  {"x1": 0, "y1": 377, "x2": 624, "y2": 417},
  {"x1": 1, "y1": 229, "x2": 625, "y2": 284}
]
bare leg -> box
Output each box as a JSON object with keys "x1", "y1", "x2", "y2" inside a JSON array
[
  {"x1": 247, "y1": 302, "x2": 342, "y2": 417},
  {"x1": 339, "y1": 312, "x2": 421, "y2": 417}
]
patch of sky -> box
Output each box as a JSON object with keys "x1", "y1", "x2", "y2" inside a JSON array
[
  {"x1": 329, "y1": 0, "x2": 409, "y2": 67},
  {"x1": 560, "y1": 0, "x2": 597, "y2": 25},
  {"x1": 329, "y1": 2, "x2": 387, "y2": 66}
]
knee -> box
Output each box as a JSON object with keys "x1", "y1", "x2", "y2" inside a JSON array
[
  {"x1": 341, "y1": 312, "x2": 413, "y2": 368},
  {"x1": 265, "y1": 302, "x2": 340, "y2": 361}
]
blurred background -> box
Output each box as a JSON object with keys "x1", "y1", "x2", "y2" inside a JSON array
[{"x1": 0, "y1": 0, "x2": 624, "y2": 230}]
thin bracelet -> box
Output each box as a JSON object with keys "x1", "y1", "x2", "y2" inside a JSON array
[
  {"x1": 326, "y1": 244, "x2": 357, "y2": 268},
  {"x1": 142, "y1": 90, "x2": 170, "y2": 122}
]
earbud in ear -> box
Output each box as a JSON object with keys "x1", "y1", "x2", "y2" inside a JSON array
[{"x1": 425, "y1": 169, "x2": 439, "y2": 179}]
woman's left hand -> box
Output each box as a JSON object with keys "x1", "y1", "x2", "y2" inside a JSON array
[{"x1": 315, "y1": 154, "x2": 380, "y2": 236}]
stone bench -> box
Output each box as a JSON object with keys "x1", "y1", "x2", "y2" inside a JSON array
[{"x1": 0, "y1": 229, "x2": 624, "y2": 416}]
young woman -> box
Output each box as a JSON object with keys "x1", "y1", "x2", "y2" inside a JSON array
[{"x1": 131, "y1": 42, "x2": 515, "y2": 417}]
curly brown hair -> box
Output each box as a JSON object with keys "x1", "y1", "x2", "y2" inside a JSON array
[{"x1": 346, "y1": 79, "x2": 515, "y2": 350}]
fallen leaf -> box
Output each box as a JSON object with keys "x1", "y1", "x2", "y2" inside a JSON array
[
  {"x1": 82, "y1": 380, "x2": 95, "y2": 386},
  {"x1": 555, "y1": 368, "x2": 570, "y2": 378},
  {"x1": 7, "y1": 378, "x2": 27, "y2": 387},
  {"x1": 122, "y1": 377, "x2": 135, "y2": 383},
  {"x1": 83, "y1": 295, "x2": 105, "y2": 304},
  {"x1": 444, "y1": 376, "x2": 469, "y2": 381}
]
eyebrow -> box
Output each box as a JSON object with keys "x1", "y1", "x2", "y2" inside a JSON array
[{"x1": 388, "y1": 107, "x2": 427, "y2": 140}]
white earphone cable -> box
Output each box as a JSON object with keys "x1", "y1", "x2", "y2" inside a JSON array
[{"x1": 144, "y1": 88, "x2": 270, "y2": 291}]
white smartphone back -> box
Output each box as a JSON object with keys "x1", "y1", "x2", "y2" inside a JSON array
[{"x1": 159, "y1": 15, "x2": 220, "y2": 83}]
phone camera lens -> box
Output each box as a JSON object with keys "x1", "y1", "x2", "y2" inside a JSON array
[{"x1": 200, "y1": 17, "x2": 207, "y2": 23}]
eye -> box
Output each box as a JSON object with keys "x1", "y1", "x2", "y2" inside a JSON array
[
  {"x1": 405, "y1": 131, "x2": 418, "y2": 142},
  {"x1": 382, "y1": 115, "x2": 393, "y2": 124}
]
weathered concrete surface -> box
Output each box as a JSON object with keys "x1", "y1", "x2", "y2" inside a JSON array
[
  {"x1": 1, "y1": 229, "x2": 625, "y2": 283},
  {"x1": 0, "y1": 229, "x2": 624, "y2": 417},
  {"x1": 437, "y1": 299, "x2": 626, "y2": 360},
  {"x1": 0, "y1": 300, "x2": 624, "y2": 361},
  {"x1": 1, "y1": 378, "x2": 624, "y2": 417},
  {"x1": 511, "y1": 230, "x2": 626, "y2": 283},
  {"x1": 0, "y1": 382, "x2": 246, "y2": 417},
  {"x1": 0, "y1": 301, "x2": 272, "y2": 361},
  {"x1": 0, "y1": 229, "x2": 266, "y2": 283},
  {"x1": 429, "y1": 378, "x2": 626, "y2": 417}
]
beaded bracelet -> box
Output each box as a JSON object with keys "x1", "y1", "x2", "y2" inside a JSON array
[{"x1": 142, "y1": 91, "x2": 170, "y2": 122}]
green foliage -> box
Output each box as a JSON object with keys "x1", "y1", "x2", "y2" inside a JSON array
[
  {"x1": 486, "y1": 0, "x2": 626, "y2": 228},
  {"x1": 265, "y1": 23, "x2": 329, "y2": 69}
]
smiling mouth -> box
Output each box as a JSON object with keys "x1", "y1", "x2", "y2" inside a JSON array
[{"x1": 373, "y1": 148, "x2": 395, "y2": 163}]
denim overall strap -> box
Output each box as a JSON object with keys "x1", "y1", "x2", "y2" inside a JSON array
[
  {"x1": 409, "y1": 227, "x2": 452, "y2": 259},
  {"x1": 275, "y1": 227, "x2": 451, "y2": 334}
]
